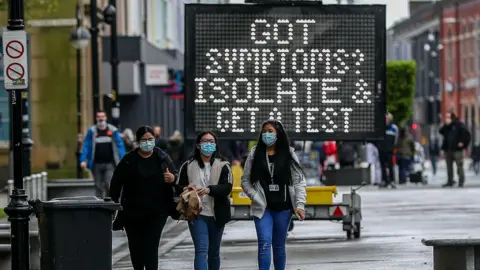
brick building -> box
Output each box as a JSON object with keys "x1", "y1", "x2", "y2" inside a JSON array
[{"x1": 440, "y1": 0, "x2": 480, "y2": 143}]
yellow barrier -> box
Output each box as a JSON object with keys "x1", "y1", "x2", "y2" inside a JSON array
[
  {"x1": 231, "y1": 186, "x2": 337, "y2": 206},
  {"x1": 230, "y1": 164, "x2": 337, "y2": 206},
  {"x1": 232, "y1": 164, "x2": 243, "y2": 188}
]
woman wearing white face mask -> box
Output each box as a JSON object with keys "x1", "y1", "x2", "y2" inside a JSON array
[{"x1": 110, "y1": 125, "x2": 178, "y2": 270}]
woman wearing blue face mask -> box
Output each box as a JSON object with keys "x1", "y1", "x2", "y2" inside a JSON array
[
  {"x1": 177, "y1": 131, "x2": 233, "y2": 270},
  {"x1": 241, "y1": 120, "x2": 307, "y2": 270},
  {"x1": 110, "y1": 125, "x2": 178, "y2": 270}
]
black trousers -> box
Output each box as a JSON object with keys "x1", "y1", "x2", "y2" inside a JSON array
[
  {"x1": 379, "y1": 152, "x2": 394, "y2": 184},
  {"x1": 124, "y1": 214, "x2": 168, "y2": 270}
]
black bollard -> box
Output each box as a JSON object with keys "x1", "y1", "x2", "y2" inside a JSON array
[{"x1": 3, "y1": 0, "x2": 32, "y2": 270}]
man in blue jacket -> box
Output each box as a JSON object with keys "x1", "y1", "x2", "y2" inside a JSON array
[
  {"x1": 377, "y1": 112, "x2": 399, "y2": 188},
  {"x1": 80, "y1": 110, "x2": 126, "y2": 198}
]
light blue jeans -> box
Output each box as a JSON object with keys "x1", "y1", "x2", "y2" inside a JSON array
[
  {"x1": 188, "y1": 215, "x2": 225, "y2": 270},
  {"x1": 254, "y1": 209, "x2": 292, "y2": 270}
]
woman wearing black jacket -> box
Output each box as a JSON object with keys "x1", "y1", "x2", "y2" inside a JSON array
[
  {"x1": 177, "y1": 131, "x2": 233, "y2": 270},
  {"x1": 110, "y1": 125, "x2": 178, "y2": 270}
]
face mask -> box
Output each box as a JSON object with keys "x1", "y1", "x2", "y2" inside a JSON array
[
  {"x1": 262, "y1": 132, "x2": 277, "y2": 146},
  {"x1": 97, "y1": 120, "x2": 106, "y2": 127},
  {"x1": 200, "y1": 143, "x2": 216, "y2": 157},
  {"x1": 139, "y1": 140, "x2": 155, "y2": 152}
]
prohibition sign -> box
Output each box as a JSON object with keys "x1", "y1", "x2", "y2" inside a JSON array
[
  {"x1": 6, "y1": 40, "x2": 24, "y2": 59},
  {"x1": 6, "y1": 63, "x2": 25, "y2": 81}
]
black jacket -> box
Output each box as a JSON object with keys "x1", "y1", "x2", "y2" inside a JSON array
[
  {"x1": 439, "y1": 120, "x2": 471, "y2": 151},
  {"x1": 110, "y1": 147, "x2": 178, "y2": 218},
  {"x1": 177, "y1": 159, "x2": 232, "y2": 226}
]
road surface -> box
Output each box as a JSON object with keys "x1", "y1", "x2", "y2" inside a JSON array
[{"x1": 113, "y1": 160, "x2": 480, "y2": 269}]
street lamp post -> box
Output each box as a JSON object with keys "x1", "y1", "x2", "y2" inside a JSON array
[
  {"x1": 103, "y1": 1, "x2": 119, "y2": 128},
  {"x1": 70, "y1": 3, "x2": 91, "y2": 179},
  {"x1": 3, "y1": 0, "x2": 31, "y2": 269},
  {"x1": 424, "y1": 31, "x2": 443, "y2": 137},
  {"x1": 90, "y1": 0, "x2": 100, "y2": 124}
]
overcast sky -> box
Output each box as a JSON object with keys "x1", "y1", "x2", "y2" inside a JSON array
[{"x1": 227, "y1": 0, "x2": 410, "y2": 27}]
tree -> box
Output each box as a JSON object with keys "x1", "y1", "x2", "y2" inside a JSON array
[
  {"x1": 0, "y1": 0, "x2": 58, "y2": 21},
  {"x1": 386, "y1": 60, "x2": 416, "y2": 126}
]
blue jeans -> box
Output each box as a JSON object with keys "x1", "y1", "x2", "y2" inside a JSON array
[
  {"x1": 398, "y1": 157, "x2": 412, "y2": 184},
  {"x1": 254, "y1": 209, "x2": 292, "y2": 270},
  {"x1": 188, "y1": 215, "x2": 225, "y2": 270}
]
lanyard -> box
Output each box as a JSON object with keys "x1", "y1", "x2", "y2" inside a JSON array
[{"x1": 266, "y1": 151, "x2": 274, "y2": 184}]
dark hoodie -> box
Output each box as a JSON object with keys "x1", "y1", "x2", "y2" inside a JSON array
[{"x1": 167, "y1": 139, "x2": 185, "y2": 169}]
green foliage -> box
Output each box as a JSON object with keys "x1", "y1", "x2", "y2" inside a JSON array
[
  {"x1": 386, "y1": 60, "x2": 416, "y2": 126},
  {"x1": 0, "y1": 0, "x2": 59, "y2": 21}
]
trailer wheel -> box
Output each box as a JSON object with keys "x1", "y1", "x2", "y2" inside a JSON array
[{"x1": 353, "y1": 222, "x2": 361, "y2": 239}]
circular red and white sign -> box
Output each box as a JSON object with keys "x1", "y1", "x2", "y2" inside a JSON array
[
  {"x1": 5, "y1": 40, "x2": 24, "y2": 59},
  {"x1": 6, "y1": 63, "x2": 25, "y2": 81}
]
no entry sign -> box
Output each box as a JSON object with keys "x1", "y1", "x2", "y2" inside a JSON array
[
  {"x1": 184, "y1": 3, "x2": 386, "y2": 140},
  {"x1": 2, "y1": 30, "x2": 28, "y2": 90}
]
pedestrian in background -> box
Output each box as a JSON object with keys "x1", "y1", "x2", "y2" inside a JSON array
[
  {"x1": 396, "y1": 127, "x2": 415, "y2": 185},
  {"x1": 377, "y1": 112, "x2": 398, "y2": 188},
  {"x1": 365, "y1": 142, "x2": 381, "y2": 185},
  {"x1": 122, "y1": 128, "x2": 135, "y2": 152},
  {"x1": 80, "y1": 110, "x2": 125, "y2": 198},
  {"x1": 167, "y1": 130, "x2": 185, "y2": 169},
  {"x1": 153, "y1": 125, "x2": 168, "y2": 151},
  {"x1": 429, "y1": 136, "x2": 440, "y2": 175},
  {"x1": 177, "y1": 131, "x2": 233, "y2": 270},
  {"x1": 110, "y1": 125, "x2": 178, "y2": 270},
  {"x1": 241, "y1": 119, "x2": 306, "y2": 270},
  {"x1": 439, "y1": 112, "x2": 471, "y2": 187}
]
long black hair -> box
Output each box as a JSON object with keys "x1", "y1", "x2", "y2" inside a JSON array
[
  {"x1": 250, "y1": 120, "x2": 303, "y2": 185},
  {"x1": 189, "y1": 130, "x2": 227, "y2": 168}
]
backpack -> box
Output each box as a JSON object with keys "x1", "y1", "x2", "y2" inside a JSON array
[{"x1": 176, "y1": 189, "x2": 202, "y2": 221}]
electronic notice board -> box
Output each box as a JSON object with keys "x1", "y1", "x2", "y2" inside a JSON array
[{"x1": 184, "y1": 3, "x2": 386, "y2": 140}]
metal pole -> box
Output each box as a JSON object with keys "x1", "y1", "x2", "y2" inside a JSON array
[
  {"x1": 3, "y1": 0, "x2": 32, "y2": 269},
  {"x1": 90, "y1": 0, "x2": 100, "y2": 123},
  {"x1": 21, "y1": 91, "x2": 31, "y2": 176},
  {"x1": 110, "y1": 0, "x2": 120, "y2": 128},
  {"x1": 76, "y1": 3, "x2": 83, "y2": 179}
]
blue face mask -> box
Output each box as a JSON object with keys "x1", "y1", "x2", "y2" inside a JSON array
[
  {"x1": 200, "y1": 143, "x2": 216, "y2": 157},
  {"x1": 139, "y1": 140, "x2": 155, "y2": 152},
  {"x1": 262, "y1": 132, "x2": 277, "y2": 146}
]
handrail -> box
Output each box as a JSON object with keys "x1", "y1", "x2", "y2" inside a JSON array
[{"x1": 6, "y1": 172, "x2": 48, "y2": 202}]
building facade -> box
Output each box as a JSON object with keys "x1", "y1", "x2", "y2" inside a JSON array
[
  {"x1": 100, "y1": 0, "x2": 228, "y2": 137},
  {"x1": 440, "y1": 0, "x2": 480, "y2": 143},
  {"x1": 387, "y1": 2, "x2": 441, "y2": 142}
]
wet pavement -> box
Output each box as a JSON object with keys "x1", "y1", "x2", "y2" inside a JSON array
[{"x1": 113, "y1": 160, "x2": 480, "y2": 269}]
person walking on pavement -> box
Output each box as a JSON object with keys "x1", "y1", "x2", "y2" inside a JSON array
[
  {"x1": 365, "y1": 142, "x2": 381, "y2": 185},
  {"x1": 110, "y1": 125, "x2": 178, "y2": 270},
  {"x1": 177, "y1": 131, "x2": 233, "y2": 270},
  {"x1": 439, "y1": 112, "x2": 471, "y2": 187},
  {"x1": 396, "y1": 127, "x2": 415, "y2": 185},
  {"x1": 167, "y1": 130, "x2": 185, "y2": 169},
  {"x1": 122, "y1": 128, "x2": 136, "y2": 152},
  {"x1": 429, "y1": 136, "x2": 440, "y2": 175},
  {"x1": 80, "y1": 110, "x2": 126, "y2": 198},
  {"x1": 153, "y1": 125, "x2": 168, "y2": 151},
  {"x1": 241, "y1": 119, "x2": 307, "y2": 270},
  {"x1": 377, "y1": 112, "x2": 398, "y2": 188}
]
